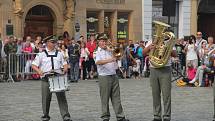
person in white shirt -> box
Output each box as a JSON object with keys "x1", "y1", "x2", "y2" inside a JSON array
[
  {"x1": 95, "y1": 33, "x2": 129, "y2": 121},
  {"x1": 32, "y1": 36, "x2": 72, "y2": 121}
]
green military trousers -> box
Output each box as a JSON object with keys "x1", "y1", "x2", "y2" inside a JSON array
[
  {"x1": 41, "y1": 78, "x2": 71, "y2": 121},
  {"x1": 98, "y1": 75, "x2": 125, "y2": 120},
  {"x1": 150, "y1": 66, "x2": 172, "y2": 120}
]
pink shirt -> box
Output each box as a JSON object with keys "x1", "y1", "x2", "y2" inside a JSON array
[
  {"x1": 187, "y1": 68, "x2": 196, "y2": 80},
  {"x1": 23, "y1": 46, "x2": 33, "y2": 53}
]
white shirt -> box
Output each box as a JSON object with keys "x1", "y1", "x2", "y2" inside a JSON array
[
  {"x1": 133, "y1": 59, "x2": 141, "y2": 72},
  {"x1": 145, "y1": 40, "x2": 174, "y2": 68},
  {"x1": 32, "y1": 48, "x2": 67, "y2": 76},
  {"x1": 95, "y1": 48, "x2": 117, "y2": 76},
  {"x1": 186, "y1": 44, "x2": 198, "y2": 60}
]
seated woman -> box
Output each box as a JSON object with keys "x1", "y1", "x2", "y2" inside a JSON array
[{"x1": 189, "y1": 48, "x2": 214, "y2": 87}]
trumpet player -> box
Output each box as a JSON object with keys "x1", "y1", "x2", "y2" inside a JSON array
[
  {"x1": 95, "y1": 33, "x2": 129, "y2": 121},
  {"x1": 143, "y1": 39, "x2": 177, "y2": 121}
]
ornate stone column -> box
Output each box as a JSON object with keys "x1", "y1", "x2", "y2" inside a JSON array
[
  {"x1": 13, "y1": 0, "x2": 23, "y2": 38},
  {"x1": 63, "y1": 0, "x2": 75, "y2": 37},
  {"x1": 190, "y1": 0, "x2": 198, "y2": 35}
]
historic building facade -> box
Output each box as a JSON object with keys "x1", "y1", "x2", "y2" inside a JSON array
[
  {"x1": 75, "y1": 0, "x2": 142, "y2": 42},
  {"x1": 142, "y1": 0, "x2": 215, "y2": 41},
  {"x1": 0, "y1": 0, "x2": 142, "y2": 43},
  {"x1": 142, "y1": 0, "x2": 194, "y2": 40},
  {"x1": 0, "y1": 0, "x2": 75, "y2": 39},
  {"x1": 1, "y1": 0, "x2": 214, "y2": 42}
]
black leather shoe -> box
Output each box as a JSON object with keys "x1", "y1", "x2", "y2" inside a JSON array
[
  {"x1": 41, "y1": 115, "x2": 50, "y2": 121},
  {"x1": 152, "y1": 119, "x2": 162, "y2": 121},
  {"x1": 103, "y1": 119, "x2": 109, "y2": 121},
  {"x1": 64, "y1": 119, "x2": 72, "y2": 121},
  {"x1": 118, "y1": 117, "x2": 129, "y2": 121}
]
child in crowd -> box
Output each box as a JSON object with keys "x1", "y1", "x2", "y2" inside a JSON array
[{"x1": 131, "y1": 57, "x2": 141, "y2": 79}]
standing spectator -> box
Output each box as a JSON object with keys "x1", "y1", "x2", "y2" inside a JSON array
[
  {"x1": 4, "y1": 36, "x2": 18, "y2": 56},
  {"x1": 68, "y1": 37, "x2": 80, "y2": 82},
  {"x1": 26, "y1": 36, "x2": 35, "y2": 52},
  {"x1": 79, "y1": 42, "x2": 89, "y2": 80},
  {"x1": 63, "y1": 31, "x2": 70, "y2": 47},
  {"x1": 22, "y1": 40, "x2": 33, "y2": 80},
  {"x1": 175, "y1": 38, "x2": 186, "y2": 73},
  {"x1": 185, "y1": 38, "x2": 198, "y2": 76},
  {"x1": 34, "y1": 41, "x2": 44, "y2": 53},
  {"x1": 79, "y1": 35, "x2": 86, "y2": 43},
  {"x1": 86, "y1": 33, "x2": 97, "y2": 79},
  {"x1": 124, "y1": 40, "x2": 134, "y2": 78},
  {"x1": 195, "y1": 32, "x2": 207, "y2": 51},
  {"x1": 35, "y1": 35, "x2": 42, "y2": 43},
  {"x1": 4, "y1": 36, "x2": 18, "y2": 81},
  {"x1": 60, "y1": 44, "x2": 69, "y2": 62},
  {"x1": 16, "y1": 38, "x2": 24, "y2": 54},
  {"x1": 136, "y1": 40, "x2": 145, "y2": 76}
]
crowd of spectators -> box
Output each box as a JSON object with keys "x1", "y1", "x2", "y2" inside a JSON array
[{"x1": 0, "y1": 31, "x2": 214, "y2": 86}]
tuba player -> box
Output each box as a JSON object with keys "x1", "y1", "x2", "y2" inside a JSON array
[{"x1": 143, "y1": 38, "x2": 177, "y2": 121}]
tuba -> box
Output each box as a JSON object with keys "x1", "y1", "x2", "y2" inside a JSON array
[{"x1": 149, "y1": 21, "x2": 176, "y2": 68}]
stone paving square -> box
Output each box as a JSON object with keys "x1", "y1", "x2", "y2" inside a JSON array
[{"x1": 0, "y1": 78, "x2": 213, "y2": 121}]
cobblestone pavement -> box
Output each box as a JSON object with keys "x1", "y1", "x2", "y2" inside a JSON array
[{"x1": 0, "y1": 78, "x2": 213, "y2": 121}]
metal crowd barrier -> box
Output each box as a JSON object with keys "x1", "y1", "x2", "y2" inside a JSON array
[
  {"x1": 7, "y1": 53, "x2": 38, "y2": 82},
  {"x1": 171, "y1": 57, "x2": 185, "y2": 82}
]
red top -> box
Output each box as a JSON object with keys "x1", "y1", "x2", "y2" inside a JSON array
[
  {"x1": 22, "y1": 46, "x2": 33, "y2": 53},
  {"x1": 187, "y1": 68, "x2": 196, "y2": 81},
  {"x1": 86, "y1": 41, "x2": 97, "y2": 58}
]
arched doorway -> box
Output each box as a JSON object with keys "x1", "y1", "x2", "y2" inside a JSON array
[
  {"x1": 24, "y1": 5, "x2": 54, "y2": 39},
  {"x1": 198, "y1": 0, "x2": 215, "y2": 41}
]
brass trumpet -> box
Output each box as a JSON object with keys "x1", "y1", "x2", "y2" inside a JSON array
[{"x1": 107, "y1": 40, "x2": 124, "y2": 59}]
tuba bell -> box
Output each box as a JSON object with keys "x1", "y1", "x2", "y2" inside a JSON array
[{"x1": 149, "y1": 21, "x2": 176, "y2": 68}]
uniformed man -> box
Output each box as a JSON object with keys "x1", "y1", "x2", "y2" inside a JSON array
[
  {"x1": 95, "y1": 33, "x2": 129, "y2": 121},
  {"x1": 32, "y1": 36, "x2": 72, "y2": 121},
  {"x1": 143, "y1": 40, "x2": 177, "y2": 121}
]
